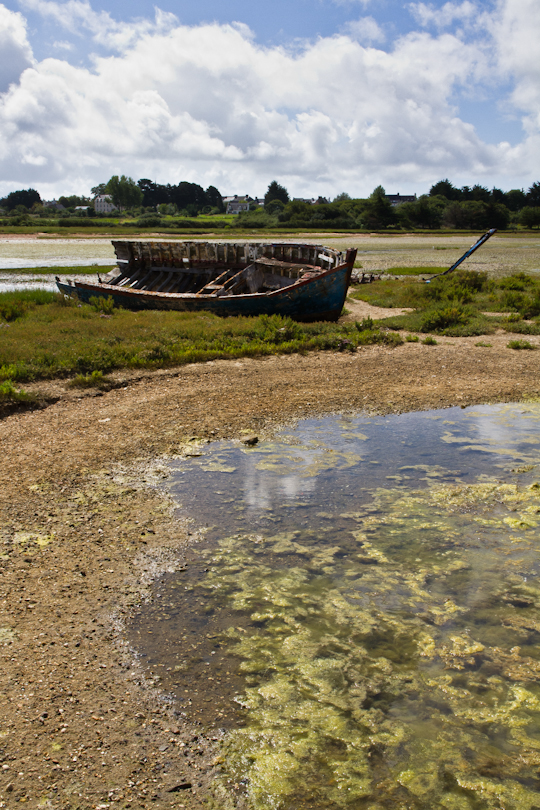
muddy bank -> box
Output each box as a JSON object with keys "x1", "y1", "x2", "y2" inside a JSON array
[{"x1": 1, "y1": 339, "x2": 540, "y2": 809}]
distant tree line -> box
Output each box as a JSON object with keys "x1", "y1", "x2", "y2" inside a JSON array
[
  {"x1": 237, "y1": 179, "x2": 540, "y2": 230},
  {"x1": 136, "y1": 179, "x2": 224, "y2": 214},
  {"x1": 1, "y1": 177, "x2": 539, "y2": 230}
]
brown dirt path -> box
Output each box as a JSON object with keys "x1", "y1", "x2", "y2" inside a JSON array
[{"x1": 1, "y1": 339, "x2": 540, "y2": 809}]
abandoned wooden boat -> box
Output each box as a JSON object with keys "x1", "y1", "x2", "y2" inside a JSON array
[{"x1": 56, "y1": 241, "x2": 358, "y2": 322}]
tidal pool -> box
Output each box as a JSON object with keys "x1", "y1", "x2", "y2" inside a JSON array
[{"x1": 128, "y1": 403, "x2": 540, "y2": 809}]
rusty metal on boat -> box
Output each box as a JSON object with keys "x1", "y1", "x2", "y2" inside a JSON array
[{"x1": 56, "y1": 241, "x2": 358, "y2": 322}]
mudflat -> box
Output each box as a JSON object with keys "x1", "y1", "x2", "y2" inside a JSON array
[{"x1": 1, "y1": 335, "x2": 540, "y2": 808}]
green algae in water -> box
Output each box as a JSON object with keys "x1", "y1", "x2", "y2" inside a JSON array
[{"x1": 131, "y1": 404, "x2": 540, "y2": 809}]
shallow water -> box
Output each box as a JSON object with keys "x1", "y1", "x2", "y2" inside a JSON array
[
  {"x1": 0, "y1": 271, "x2": 102, "y2": 294},
  {"x1": 0, "y1": 238, "x2": 115, "y2": 269},
  {"x1": 128, "y1": 404, "x2": 540, "y2": 809},
  {"x1": 0, "y1": 277, "x2": 57, "y2": 293}
]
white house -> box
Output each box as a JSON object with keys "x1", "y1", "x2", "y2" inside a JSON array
[
  {"x1": 225, "y1": 195, "x2": 251, "y2": 215},
  {"x1": 93, "y1": 195, "x2": 117, "y2": 214}
]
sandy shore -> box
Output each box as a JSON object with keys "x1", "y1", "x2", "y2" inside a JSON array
[{"x1": 1, "y1": 332, "x2": 540, "y2": 808}]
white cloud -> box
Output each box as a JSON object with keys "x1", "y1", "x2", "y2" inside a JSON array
[
  {"x1": 343, "y1": 16, "x2": 385, "y2": 44},
  {"x1": 0, "y1": 5, "x2": 34, "y2": 92},
  {"x1": 488, "y1": 0, "x2": 540, "y2": 133},
  {"x1": 409, "y1": 1, "x2": 477, "y2": 28},
  {"x1": 0, "y1": 0, "x2": 537, "y2": 198},
  {"x1": 52, "y1": 40, "x2": 74, "y2": 50},
  {"x1": 19, "y1": 0, "x2": 178, "y2": 50}
]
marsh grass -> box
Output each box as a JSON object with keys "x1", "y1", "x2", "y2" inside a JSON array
[
  {"x1": 503, "y1": 321, "x2": 540, "y2": 335},
  {"x1": 0, "y1": 379, "x2": 35, "y2": 404},
  {"x1": 89, "y1": 295, "x2": 115, "y2": 315},
  {"x1": 69, "y1": 370, "x2": 111, "y2": 389},
  {"x1": 383, "y1": 266, "x2": 446, "y2": 276},
  {"x1": 352, "y1": 269, "x2": 540, "y2": 336},
  {"x1": 0, "y1": 289, "x2": 57, "y2": 321},
  {"x1": 0, "y1": 292, "x2": 403, "y2": 382},
  {"x1": 507, "y1": 339, "x2": 537, "y2": 350}
]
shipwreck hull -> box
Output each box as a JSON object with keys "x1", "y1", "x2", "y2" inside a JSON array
[{"x1": 57, "y1": 241, "x2": 357, "y2": 322}]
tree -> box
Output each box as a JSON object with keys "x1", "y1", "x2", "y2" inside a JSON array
[
  {"x1": 266, "y1": 199, "x2": 285, "y2": 215},
  {"x1": 520, "y1": 207, "x2": 540, "y2": 229},
  {"x1": 470, "y1": 184, "x2": 490, "y2": 202},
  {"x1": 264, "y1": 181, "x2": 289, "y2": 209},
  {"x1": 360, "y1": 185, "x2": 397, "y2": 229},
  {"x1": 527, "y1": 182, "x2": 540, "y2": 207},
  {"x1": 396, "y1": 195, "x2": 444, "y2": 229},
  {"x1": 58, "y1": 195, "x2": 90, "y2": 209},
  {"x1": 429, "y1": 179, "x2": 460, "y2": 200},
  {"x1": 441, "y1": 200, "x2": 504, "y2": 230},
  {"x1": 91, "y1": 183, "x2": 107, "y2": 197},
  {"x1": 137, "y1": 179, "x2": 170, "y2": 208},
  {"x1": 105, "y1": 175, "x2": 143, "y2": 209},
  {"x1": 333, "y1": 192, "x2": 351, "y2": 202},
  {"x1": 1, "y1": 188, "x2": 41, "y2": 211},
  {"x1": 505, "y1": 189, "x2": 527, "y2": 211},
  {"x1": 169, "y1": 182, "x2": 207, "y2": 212},
  {"x1": 205, "y1": 185, "x2": 224, "y2": 213}
]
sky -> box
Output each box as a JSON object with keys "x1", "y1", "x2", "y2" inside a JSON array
[{"x1": 0, "y1": 0, "x2": 539, "y2": 200}]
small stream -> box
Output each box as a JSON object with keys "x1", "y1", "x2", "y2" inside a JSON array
[{"x1": 128, "y1": 404, "x2": 540, "y2": 809}]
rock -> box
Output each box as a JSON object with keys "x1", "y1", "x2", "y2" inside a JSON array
[
  {"x1": 241, "y1": 435, "x2": 258, "y2": 446},
  {"x1": 168, "y1": 782, "x2": 192, "y2": 792}
]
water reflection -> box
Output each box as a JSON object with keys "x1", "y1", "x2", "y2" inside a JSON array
[{"x1": 128, "y1": 403, "x2": 540, "y2": 809}]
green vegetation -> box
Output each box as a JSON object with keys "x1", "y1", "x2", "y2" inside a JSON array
[
  {"x1": 0, "y1": 290, "x2": 403, "y2": 383},
  {"x1": 264, "y1": 180, "x2": 290, "y2": 209},
  {"x1": 0, "y1": 379, "x2": 35, "y2": 405},
  {"x1": 421, "y1": 335, "x2": 438, "y2": 345},
  {"x1": 507, "y1": 339, "x2": 537, "y2": 350},
  {"x1": 503, "y1": 320, "x2": 540, "y2": 335},
  {"x1": 69, "y1": 370, "x2": 110, "y2": 389},
  {"x1": 384, "y1": 266, "x2": 445, "y2": 275},
  {"x1": 0, "y1": 289, "x2": 56, "y2": 322},
  {"x1": 89, "y1": 295, "x2": 115, "y2": 315},
  {"x1": 351, "y1": 269, "x2": 540, "y2": 336},
  {"x1": 3, "y1": 178, "x2": 540, "y2": 233}
]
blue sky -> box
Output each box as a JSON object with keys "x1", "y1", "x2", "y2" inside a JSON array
[{"x1": 0, "y1": 0, "x2": 538, "y2": 199}]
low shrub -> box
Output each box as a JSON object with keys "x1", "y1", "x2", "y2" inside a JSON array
[
  {"x1": 89, "y1": 295, "x2": 115, "y2": 315},
  {"x1": 498, "y1": 273, "x2": 535, "y2": 291},
  {"x1": 0, "y1": 379, "x2": 35, "y2": 403},
  {"x1": 503, "y1": 321, "x2": 540, "y2": 335},
  {"x1": 355, "y1": 316, "x2": 374, "y2": 331},
  {"x1": 69, "y1": 370, "x2": 110, "y2": 388},
  {"x1": 420, "y1": 303, "x2": 469, "y2": 332},
  {"x1": 406, "y1": 334, "x2": 419, "y2": 342},
  {"x1": 422, "y1": 336, "x2": 438, "y2": 345},
  {"x1": 507, "y1": 339, "x2": 537, "y2": 350}
]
